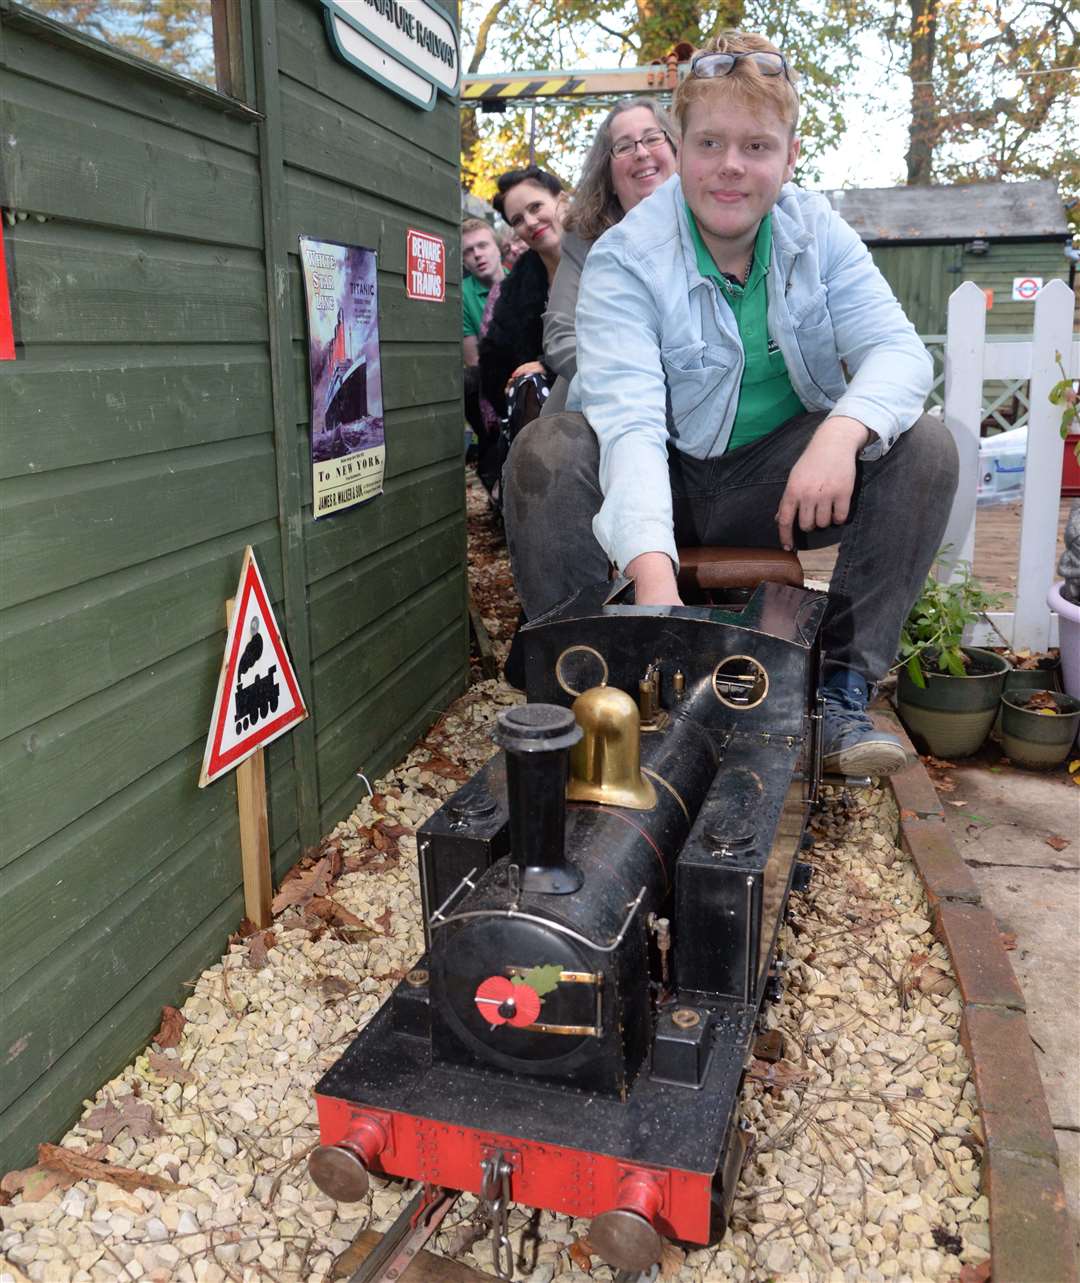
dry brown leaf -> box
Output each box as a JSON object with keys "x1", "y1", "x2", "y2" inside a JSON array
[
  {"x1": 319, "y1": 975, "x2": 356, "y2": 1001},
  {"x1": 307, "y1": 896, "x2": 365, "y2": 929},
  {"x1": 37, "y1": 1143, "x2": 182, "y2": 1194},
  {"x1": 923, "y1": 755, "x2": 957, "y2": 769},
  {"x1": 371, "y1": 827, "x2": 393, "y2": 853},
  {"x1": 1024, "y1": 689, "x2": 1059, "y2": 711},
  {"x1": 917, "y1": 965, "x2": 954, "y2": 995},
  {"x1": 749, "y1": 1058, "x2": 809, "y2": 1091},
  {"x1": 247, "y1": 929, "x2": 277, "y2": 970},
  {"x1": 932, "y1": 774, "x2": 958, "y2": 793},
  {"x1": 377, "y1": 820, "x2": 412, "y2": 840},
  {"x1": 235, "y1": 916, "x2": 260, "y2": 940},
  {"x1": 447, "y1": 1217, "x2": 489, "y2": 1258},
  {"x1": 999, "y1": 930, "x2": 1018, "y2": 951},
  {"x1": 659, "y1": 1240, "x2": 686, "y2": 1279},
  {"x1": 568, "y1": 1236, "x2": 594, "y2": 1273},
  {"x1": 374, "y1": 907, "x2": 393, "y2": 934},
  {"x1": 1045, "y1": 834, "x2": 1071, "y2": 851},
  {"x1": 271, "y1": 856, "x2": 332, "y2": 915},
  {"x1": 147, "y1": 1053, "x2": 194, "y2": 1084},
  {"x1": 85, "y1": 1095, "x2": 162, "y2": 1144},
  {"x1": 152, "y1": 1006, "x2": 187, "y2": 1050},
  {"x1": 370, "y1": 793, "x2": 388, "y2": 812}
]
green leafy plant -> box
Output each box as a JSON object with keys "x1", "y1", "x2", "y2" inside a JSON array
[
  {"x1": 897, "y1": 561, "x2": 1004, "y2": 688},
  {"x1": 1050, "y1": 350, "x2": 1080, "y2": 463}
]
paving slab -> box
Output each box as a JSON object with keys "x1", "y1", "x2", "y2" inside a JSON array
[{"x1": 935, "y1": 754, "x2": 1080, "y2": 1261}]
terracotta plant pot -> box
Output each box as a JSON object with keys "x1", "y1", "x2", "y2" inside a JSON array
[
  {"x1": 1000, "y1": 690, "x2": 1080, "y2": 769},
  {"x1": 896, "y1": 647, "x2": 1011, "y2": 758}
]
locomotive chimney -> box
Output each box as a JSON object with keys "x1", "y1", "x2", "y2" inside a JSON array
[{"x1": 494, "y1": 704, "x2": 583, "y2": 894}]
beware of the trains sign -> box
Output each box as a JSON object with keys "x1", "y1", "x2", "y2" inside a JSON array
[{"x1": 199, "y1": 548, "x2": 308, "y2": 788}]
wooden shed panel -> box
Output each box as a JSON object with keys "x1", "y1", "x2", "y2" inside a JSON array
[
  {"x1": 2, "y1": 82, "x2": 263, "y2": 248},
  {"x1": 315, "y1": 618, "x2": 466, "y2": 816},
  {"x1": 302, "y1": 464, "x2": 462, "y2": 586},
  {"x1": 1, "y1": 440, "x2": 277, "y2": 609},
  {"x1": 1, "y1": 737, "x2": 294, "y2": 997},
  {"x1": 284, "y1": 172, "x2": 460, "y2": 283},
  {"x1": 1, "y1": 21, "x2": 260, "y2": 154},
  {"x1": 0, "y1": 759, "x2": 297, "y2": 1115},
  {"x1": 10, "y1": 226, "x2": 267, "y2": 345},
  {"x1": 0, "y1": 526, "x2": 283, "y2": 736},
  {"x1": 311, "y1": 570, "x2": 463, "y2": 732},
  {"x1": 280, "y1": 80, "x2": 459, "y2": 232},
  {"x1": 307, "y1": 512, "x2": 463, "y2": 659},
  {"x1": 2, "y1": 348, "x2": 272, "y2": 479},
  {"x1": 275, "y1": 1, "x2": 458, "y2": 163}
]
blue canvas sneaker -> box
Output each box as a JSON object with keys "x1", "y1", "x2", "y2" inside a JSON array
[{"x1": 821, "y1": 668, "x2": 909, "y2": 776}]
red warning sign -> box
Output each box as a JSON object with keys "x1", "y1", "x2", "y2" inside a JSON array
[
  {"x1": 405, "y1": 228, "x2": 446, "y2": 302},
  {"x1": 199, "y1": 548, "x2": 307, "y2": 787}
]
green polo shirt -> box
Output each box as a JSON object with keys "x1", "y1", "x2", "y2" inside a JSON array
[
  {"x1": 463, "y1": 273, "x2": 494, "y2": 338},
  {"x1": 684, "y1": 205, "x2": 805, "y2": 451}
]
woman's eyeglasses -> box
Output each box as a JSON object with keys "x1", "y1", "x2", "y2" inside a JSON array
[
  {"x1": 610, "y1": 128, "x2": 672, "y2": 160},
  {"x1": 690, "y1": 50, "x2": 791, "y2": 81}
]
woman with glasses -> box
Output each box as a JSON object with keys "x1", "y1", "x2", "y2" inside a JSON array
[{"x1": 542, "y1": 99, "x2": 678, "y2": 414}]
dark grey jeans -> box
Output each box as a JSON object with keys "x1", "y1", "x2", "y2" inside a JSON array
[{"x1": 503, "y1": 410, "x2": 959, "y2": 684}]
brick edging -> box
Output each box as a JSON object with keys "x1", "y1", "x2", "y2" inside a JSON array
[{"x1": 875, "y1": 710, "x2": 1077, "y2": 1283}]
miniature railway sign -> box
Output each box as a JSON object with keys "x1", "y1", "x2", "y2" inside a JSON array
[
  {"x1": 1012, "y1": 276, "x2": 1043, "y2": 302},
  {"x1": 199, "y1": 548, "x2": 308, "y2": 788}
]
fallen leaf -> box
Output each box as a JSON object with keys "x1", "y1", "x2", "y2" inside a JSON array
[
  {"x1": 377, "y1": 820, "x2": 413, "y2": 840},
  {"x1": 37, "y1": 1143, "x2": 181, "y2": 1194},
  {"x1": 917, "y1": 965, "x2": 954, "y2": 995},
  {"x1": 271, "y1": 856, "x2": 332, "y2": 915},
  {"x1": 374, "y1": 907, "x2": 393, "y2": 934},
  {"x1": 371, "y1": 827, "x2": 394, "y2": 853},
  {"x1": 1068, "y1": 759, "x2": 1080, "y2": 775},
  {"x1": 1045, "y1": 834, "x2": 1071, "y2": 851},
  {"x1": 999, "y1": 931, "x2": 1018, "y2": 951},
  {"x1": 749, "y1": 1058, "x2": 809, "y2": 1091},
  {"x1": 1023, "y1": 689, "x2": 1059, "y2": 711},
  {"x1": 85, "y1": 1095, "x2": 162, "y2": 1144},
  {"x1": 247, "y1": 929, "x2": 276, "y2": 970},
  {"x1": 932, "y1": 774, "x2": 958, "y2": 793},
  {"x1": 932, "y1": 1225, "x2": 964, "y2": 1255},
  {"x1": 945, "y1": 799, "x2": 968, "y2": 807},
  {"x1": 923, "y1": 755, "x2": 957, "y2": 769},
  {"x1": 147, "y1": 1053, "x2": 194, "y2": 1084},
  {"x1": 659, "y1": 1240, "x2": 686, "y2": 1279},
  {"x1": 568, "y1": 1235, "x2": 594, "y2": 1273},
  {"x1": 306, "y1": 896, "x2": 365, "y2": 928},
  {"x1": 319, "y1": 975, "x2": 356, "y2": 1001},
  {"x1": 235, "y1": 917, "x2": 260, "y2": 939},
  {"x1": 447, "y1": 1217, "x2": 489, "y2": 1258},
  {"x1": 371, "y1": 793, "x2": 388, "y2": 812},
  {"x1": 153, "y1": 1006, "x2": 187, "y2": 1050}
]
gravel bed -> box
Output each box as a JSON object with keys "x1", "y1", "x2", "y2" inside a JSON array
[{"x1": 0, "y1": 480, "x2": 990, "y2": 1282}]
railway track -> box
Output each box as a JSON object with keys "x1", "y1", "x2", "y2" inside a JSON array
[{"x1": 336, "y1": 1182, "x2": 659, "y2": 1282}]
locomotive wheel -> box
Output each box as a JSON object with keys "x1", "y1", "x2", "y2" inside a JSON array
[{"x1": 588, "y1": 1209, "x2": 663, "y2": 1272}]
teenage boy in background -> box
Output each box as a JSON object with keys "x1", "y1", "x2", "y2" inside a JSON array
[
  {"x1": 461, "y1": 218, "x2": 505, "y2": 462},
  {"x1": 503, "y1": 32, "x2": 958, "y2": 776}
]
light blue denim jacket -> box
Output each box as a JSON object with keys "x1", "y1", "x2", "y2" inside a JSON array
[{"x1": 566, "y1": 175, "x2": 933, "y2": 572}]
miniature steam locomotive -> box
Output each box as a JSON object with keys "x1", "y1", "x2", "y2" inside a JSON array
[{"x1": 309, "y1": 576, "x2": 827, "y2": 1275}]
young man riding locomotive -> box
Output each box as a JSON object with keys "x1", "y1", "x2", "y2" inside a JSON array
[{"x1": 503, "y1": 31, "x2": 958, "y2": 778}]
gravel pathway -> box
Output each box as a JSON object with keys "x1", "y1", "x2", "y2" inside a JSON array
[{"x1": 0, "y1": 478, "x2": 990, "y2": 1283}]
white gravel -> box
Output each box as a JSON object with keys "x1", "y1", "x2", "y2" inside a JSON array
[{"x1": 0, "y1": 679, "x2": 989, "y2": 1283}]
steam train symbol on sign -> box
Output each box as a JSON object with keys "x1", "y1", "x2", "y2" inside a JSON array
[{"x1": 233, "y1": 617, "x2": 280, "y2": 736}]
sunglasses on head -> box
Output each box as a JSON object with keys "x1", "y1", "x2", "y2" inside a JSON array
[{"x1": 690, "y1": 50, "x2": 791, "y2": 81}]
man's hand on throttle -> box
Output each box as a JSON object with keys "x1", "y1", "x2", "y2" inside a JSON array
[{"x1": 775, "y1": 416, "x2": 871, "y2": 551}]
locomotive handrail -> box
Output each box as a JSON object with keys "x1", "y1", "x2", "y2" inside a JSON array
[
  {"x1": 428, "y1": 867, "x2": 479, "y2": 925},
  {"x1": 427, "y1": 886, "x2": 648, "y2": 954}
]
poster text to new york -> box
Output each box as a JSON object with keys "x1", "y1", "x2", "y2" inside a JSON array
[{"x1": 360, "y1": 0, "x2": 457, "y2": 70}]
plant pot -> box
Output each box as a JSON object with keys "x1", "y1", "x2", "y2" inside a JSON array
[
  {"x1": 1048, "y1": 581, "x2": 1080, "y2": 700},
  {"x1": 1000, "y1": 690, "x2": 1080, "y2": 769},
  {"x1": 994, "y1": 661, "x2": 1063, "y2": 735},
  {"x1": 896, "y1": 646, "x2": 1012, "y2": 758}
]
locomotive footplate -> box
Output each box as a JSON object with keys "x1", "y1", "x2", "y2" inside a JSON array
[{"x1": 315, "y1": 992, "x2": 757, "y2": 1247}]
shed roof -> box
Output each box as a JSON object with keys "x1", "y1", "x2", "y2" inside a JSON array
[{"x1": 823, "y1": 179, "x2": 1067, "y2": 243}]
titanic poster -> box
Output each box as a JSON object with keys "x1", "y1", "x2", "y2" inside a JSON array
[{"x1": 300, "y1": 236, "x2": 386, "y2": 518}]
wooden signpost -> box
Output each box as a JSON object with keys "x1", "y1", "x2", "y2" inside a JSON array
[{"x1": 200, "y1": 548, "x2": 308, "y2": 927}]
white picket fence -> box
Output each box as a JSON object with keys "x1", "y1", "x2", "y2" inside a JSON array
[{"x1": 937, "y1": 279, "x2": 1079, "y2": 651}]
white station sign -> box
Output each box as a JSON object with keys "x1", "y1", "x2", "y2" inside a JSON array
[
  {"x1": 320, "y1": 0, "x2": 460, "y2": 110},
  {"x1": 1011, "y1": 276, "x2": 1043, "y2": 302}
]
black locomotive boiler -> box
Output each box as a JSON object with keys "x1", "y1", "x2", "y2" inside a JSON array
[{"x1": 309, "y1": 577, "x2": 828, "y2": 1274}]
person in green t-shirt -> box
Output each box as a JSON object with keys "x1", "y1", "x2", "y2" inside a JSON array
[{"x1": 461, "y1": 218, "x2": 504, "y2": 366}]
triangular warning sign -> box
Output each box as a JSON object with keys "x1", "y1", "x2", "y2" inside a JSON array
[{"x1": 199, "y1": 548, "x2": 307, "y2": 787}]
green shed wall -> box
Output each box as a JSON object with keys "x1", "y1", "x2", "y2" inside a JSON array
[
  {"x1": 0, "y1": 0, "x2": 466, "y2": 1170},
  {"x1": 869, "y1": 239, "x2": 1072, "y2": 336}
]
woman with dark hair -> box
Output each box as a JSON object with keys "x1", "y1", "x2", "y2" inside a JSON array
[
  {"x1": 476, "y1": 167, "x2": 567, "y2": 488},
  {"x1": 543, "y1": 99, "x2": 678, "y2": 413}
]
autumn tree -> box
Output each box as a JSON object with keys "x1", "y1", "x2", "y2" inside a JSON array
[
  {"x1": 460, "y1": 0, "x2": 871, "y2": 200},
  {"x1": 878, "y1": 0, "x2": 1079, "y2": 195}
]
